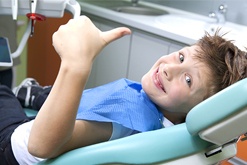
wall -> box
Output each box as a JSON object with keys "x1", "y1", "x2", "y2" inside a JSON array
[
  {"x1": 143, "y1": 0, "x2": 247, "y2": 26},
  {"x1": 16, "y1": 16, "x2": 28, "y2": 85}
]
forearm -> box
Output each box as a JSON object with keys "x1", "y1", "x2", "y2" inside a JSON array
[
  {"x1": 27, "y1": 16, "x2": 131, "y2": 158},
  {"x1": 28, "y1": 62, "x2": 91, "y2": 157}
]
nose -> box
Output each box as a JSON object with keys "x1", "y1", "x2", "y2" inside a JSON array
[{"x1": 162, "y1": 63, "x2": 182, "y2": 81}]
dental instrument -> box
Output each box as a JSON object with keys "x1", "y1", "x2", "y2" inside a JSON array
[
  {"x1": 0, "y1": 0, "x2": 81, "y2": 59},
  {"x1": 11, "y1": 0, "x2": 18, "y2": 20},
  {"x1": 26, "y1": 0, "x2": 43, "y2": 36}
]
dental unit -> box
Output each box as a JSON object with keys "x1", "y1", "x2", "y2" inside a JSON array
[{"x1": 0, "y1": 0, "x2": 81, "y2": 59}]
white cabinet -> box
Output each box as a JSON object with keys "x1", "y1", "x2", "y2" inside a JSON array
[
  {"x1": 128, "y1": 31, "x2": 170, "y2": 82},
  {"x1": 168, "y1": 42, "x2": 185, "y2": 54},
  {"x1": 86, "y1": 20, "x2": 131, "y2": 89},
  {"x1": 85, "y1": 16, "x2": 187, "y2": 88}
]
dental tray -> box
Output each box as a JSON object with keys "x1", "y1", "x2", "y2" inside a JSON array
[{"x1": 0, "y1": 0, "x2": 69, "y2": 18}]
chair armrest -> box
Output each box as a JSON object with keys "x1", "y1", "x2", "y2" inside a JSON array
[{"x1": 37, "y1": 124, "x2": 212, "y2": 165}]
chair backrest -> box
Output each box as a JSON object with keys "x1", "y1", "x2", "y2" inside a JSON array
[
  {"x1": 34, "y1": 79, "x2": 247, "y2": 164},
  {"x1": 186, "y1": 78, "x2": 247, "y2": 145}
]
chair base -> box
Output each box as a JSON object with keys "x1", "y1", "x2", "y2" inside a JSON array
[{"x1": 159, "y1": 143, "x2": 236, "y2": 165}]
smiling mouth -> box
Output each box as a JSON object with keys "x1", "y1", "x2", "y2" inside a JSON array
[{"x1": 154, "y1": 68, "x2": 166, "y2": 93}]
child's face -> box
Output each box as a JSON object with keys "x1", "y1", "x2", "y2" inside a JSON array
[{"x1": 141, "y1": 45, "x2": 210, "y2": 115}]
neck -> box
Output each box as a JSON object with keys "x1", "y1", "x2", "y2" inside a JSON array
[{"x1": 161, "y1": 110, "x2": 186, "y2": 124}]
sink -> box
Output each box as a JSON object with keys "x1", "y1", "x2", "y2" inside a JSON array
[
  {"x1": 154, "y1": 15, "x2": 247, "y2": 50},
  {"x1": 155, "y1": 15, "x2": 208, "y2": 38},
  {"x1": 112, "y1": 6, "x2": 168, "y2": 15},
  {"x1": 155, "y1": 15, "x2": 244, "y2": 37},
  {"x1": 81, "y1": 0, "x2": 169, "y2": 15}
]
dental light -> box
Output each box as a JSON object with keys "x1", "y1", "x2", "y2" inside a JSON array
[{"x1": 0, "y1": 0, "x2": 81, "y2": 59}]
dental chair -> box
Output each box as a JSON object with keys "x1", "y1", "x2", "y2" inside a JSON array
[{"x1": 23, "y1": 78, "x2": 247, "y2": 165}]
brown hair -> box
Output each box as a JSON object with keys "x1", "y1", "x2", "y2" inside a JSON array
[{"x1": 195, "y1": 30, "x2": 247, "y2": 99}]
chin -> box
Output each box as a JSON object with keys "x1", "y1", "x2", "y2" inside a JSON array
[
  {"x1": 141, "y1": 74, "x2": 150, "y2": 90},
  {"x1": 141, "y1": 74, "x2": 147, "y2": 85}
]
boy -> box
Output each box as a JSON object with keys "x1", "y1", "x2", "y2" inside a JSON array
[{"x1": 1, "y1": 16, "x2": 246, "y2": 165}]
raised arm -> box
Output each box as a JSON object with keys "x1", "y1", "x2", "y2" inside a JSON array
[{"x1": 28, "y1": 16, "x2": 131, "y2": 158}]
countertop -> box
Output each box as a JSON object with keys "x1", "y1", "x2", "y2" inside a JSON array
[{"x1": 78, "y1": 0, "x2": 247, "y2": 50}]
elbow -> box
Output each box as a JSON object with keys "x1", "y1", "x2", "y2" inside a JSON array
[{"x1": 28, "y1": 140, "x2": 55, "y2": 159}]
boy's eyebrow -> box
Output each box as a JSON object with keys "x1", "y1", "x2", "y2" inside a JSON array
[
  {"x1": 195, "y1": 67, "x2": 201, "y2": 82},
  {"x1": 187, "y1": 46, "x2": 202, "y2": 88},
  {"x1": 185, "y1": 47, "x2": 190, "y2": 55},
  {"x1": 181, "y1": 46, "x2": 191, "y2": 55}
]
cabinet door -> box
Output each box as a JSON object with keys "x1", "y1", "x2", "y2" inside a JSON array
[
  {"x1": 27, "y1": 13, "x2": 72, "y2": 85},
  {"x1": 85, "y1": 21, "x2": 100, "y2": 89},
  {"x1": 168, "y1": 42, "x2": 186, "y2": 53},
  {"x1": 128, "y1": 31, "x2": 170, "y2": 82},
  {"x1": 85, "y1": 21, "x2": 131, "y2": 89}
]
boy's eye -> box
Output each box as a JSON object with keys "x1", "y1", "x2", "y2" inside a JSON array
[
  {"x1": 179, "y1": 54, "x2": 184, "y2": 63},
  {"x1": 185, "y1": 75, "x2": 191, "y2": 87}
]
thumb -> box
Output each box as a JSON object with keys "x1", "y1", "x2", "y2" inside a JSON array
[{"x1": 101, "y1": 27, "x2": 131, "y2": 45}]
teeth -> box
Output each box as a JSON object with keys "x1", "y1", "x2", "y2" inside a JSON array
[
  {"x1": 160, "y1": 84, "x2": 165, "y2": 92},
  {"x1": 156, "y1": 73, "x2": 165, "y2": 92}
]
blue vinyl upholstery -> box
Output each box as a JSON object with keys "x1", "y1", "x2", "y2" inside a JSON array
[
  {"x1": 22, "y1": 78, "x2": 247, "y2": 164},
  {"x1": 186, "y1": 78, "x2": 247, "y2": 135}
]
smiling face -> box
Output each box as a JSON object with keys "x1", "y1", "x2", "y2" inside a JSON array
[{"x1": 141, "y1": 45, "x2": 210, "y2": 116}]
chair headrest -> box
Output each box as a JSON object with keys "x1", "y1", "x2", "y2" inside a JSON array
[{"x1": 186, "y1": 78, "x2": 247, "y2": 136}]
